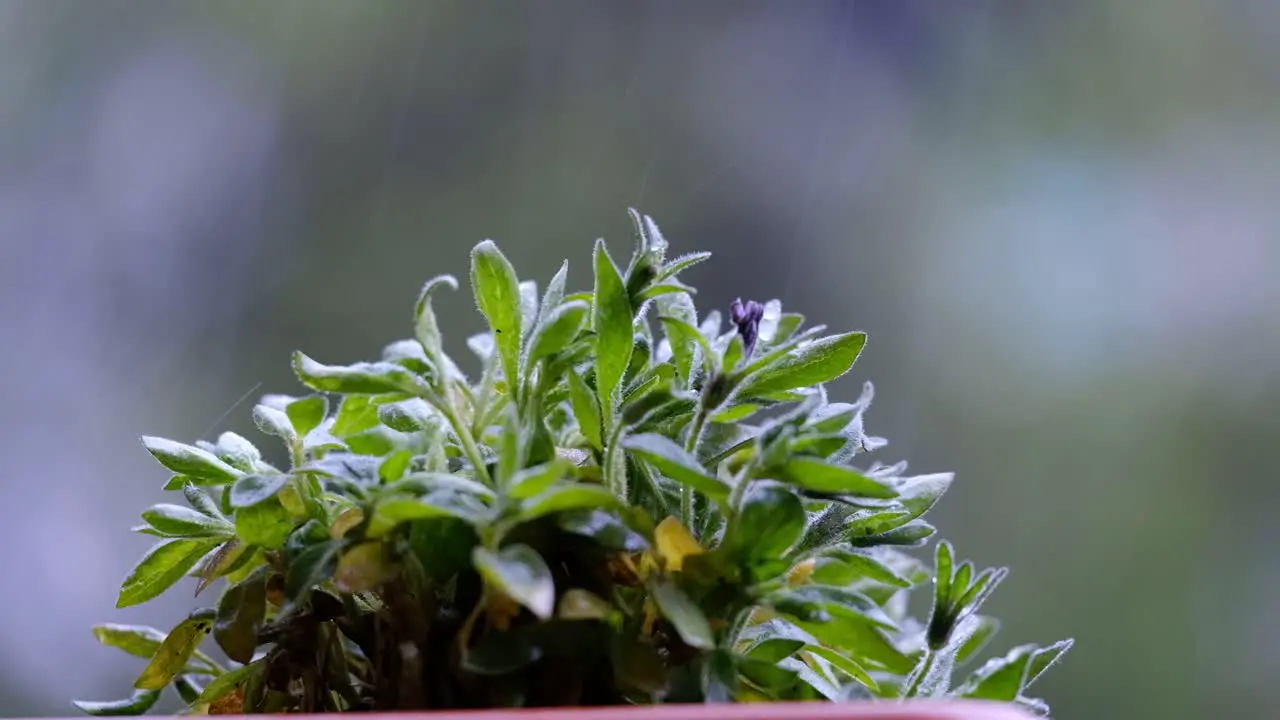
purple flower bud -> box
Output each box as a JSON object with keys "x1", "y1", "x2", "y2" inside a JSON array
[{"x1": 730, "y1": 298, "x2": 765, "y2": 356}]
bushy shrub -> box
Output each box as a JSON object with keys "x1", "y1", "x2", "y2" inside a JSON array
[{"x1": 76, "y1": 210, "x2": 1070, "y2": 716}]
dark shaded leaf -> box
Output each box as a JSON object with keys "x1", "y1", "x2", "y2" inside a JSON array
[
  {"x1": 194, "y1": 658, "x2": 263, "y2": 706},
  {"x1": 284, "y1": 540, "x2": 341, "y2": 602},
  {"x1": 473, "y1": 544, "x2": 555, "y2": 619},
  {"x1": 214, "y1": 570, "x2": 266, "y2": 664},
  {"x1": 558, "y1": 509, "x2": 649, "y2": 552},
  {"x1": 648, "y1": 577, "x2": 713, "y2": 650}
]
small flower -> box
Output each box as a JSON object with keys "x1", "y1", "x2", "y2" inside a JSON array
[{"x1": 730, "y1": 298, "x2": 765, "y2": 356}]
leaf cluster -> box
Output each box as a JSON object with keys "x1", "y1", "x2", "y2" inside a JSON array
[{"x1": 77, "y1": 210, "x2": 1070, "y2": 716}]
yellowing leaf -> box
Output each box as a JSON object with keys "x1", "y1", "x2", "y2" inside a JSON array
[
  {"x1": 329, "y1": 507, "x2": 364, "y2": 539},
  {"x1": 654, "y1": 516, "x2": 702, "y2": 572},
  {"x1": 486, "y1": 591, "x2": 523, "y2": 631},
  {"x1": 557, "y1": 589, "x2": 612, "y2": 620},
  {"x1": 134, "y1": 614, "x2": 214, "y2": 691},
  {"x1": 334, "y1": 541, "x2": 396, "y2": 593},
  {"x1": 787, "y1": 558, "x2": 816, "y2": 586}
]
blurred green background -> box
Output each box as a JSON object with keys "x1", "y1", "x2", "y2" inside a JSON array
[{"x1": 2, "y1": 1, "x2": 1277, "y2": 717}]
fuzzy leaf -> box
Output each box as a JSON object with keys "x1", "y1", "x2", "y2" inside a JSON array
[
  {"x1": 777, "y1": 458, "x2": 897, "y2": 498},
  {"x1": 526, "y1": 300, "x2": 588, "y2": 366},
  {"x1": 292, "y1": 352, "x2": 426, "y2": 395},
  {"x1": 593, "y1": 239, "x2": 634, "y2": 412},
  {"x1": 737, "y1": 331, "x2": 866, "y2": 398},
  {"x1": 228, "y1": 474, "x2": 288, "y2": 509},
  {"x1": 141, "y1": 437, "x2": 241, "y2": 485},
  {"x1": 141, "y1": 505, "x2": 233, "y2": 538},
  {"x1": 623, "y1": 433, "x2": 731, "y2": 504},
  {"x1": 72, "y1": 690, "x2": 161, "y2": 716},
  {"x1": 471, "y1": 240, "x2": 523, "y2": 388}
]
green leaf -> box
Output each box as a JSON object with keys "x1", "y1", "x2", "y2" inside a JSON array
[
  {"x1": 117, "y1": 538, "x2": 219, "y2": 608},
  {"x1": 183, "y1": 484, "x2": 225, "y2": 519},
  {"x1": 592, "y1": 238, "x2": 634, "y2": 412},
  {"x1": 803, "y1": 645, "x2": 878, "y2": 691},
  {"x1": 794, "y1": 617, "x2": 917, "y2": 675},
  {"x1": 658, "y1": 251, "x2": 712, "y2": 281},
  {"x1": 72, "y1": 689, "x2": 162, "y2": 716},
  {"x1": 285, "y1": 395, "x2": 328, "y2": 438},
  {"x1": 537, "y1": 260, "x2": 569, "y2": 328},
  {"x1": 518, "y1": 484, "x2": 620, "y2": 523},
  {"x1": 234, "y1": 499, "x2": 294, "y2": 549},
  {"x1": 141, "y1": 504, "x2": 233, "y2": 538},
  {"x1": 212, "y1": 432, "x2": 262, "y2": 473},
  {"x1": 526, "y1": 300, "x2": 588, "y2": 366},
  {"x1": 252, "y1": 404, "x2": 297, "y2": 448},
  {"x1": 849, "y1": 519, "x2": 936, "y2": 547},
  {"x1": 737, "y1": 331, "x2": 866, "y2": 398},
  {"x1": 414, "y1": 274, "x2": 458, "y2": 373},
  {"x1": 896, "y1": 473, "x2": 954, "y2": 520},
  {"x1": 292, "y1": 352, "x2": 427, "y2": 395},
  {"x1": 91, "y1": 624, "x2": 167, "y2": 659},
  {"x1": 955, "y1": 615, "x2": 1001, "y2": 665},
  {"x1": 134, "y1": 612, "x2": 215, "y2": 690},
  {"x1": 934, "y1": 541, "x2": 955, "y2": 609},
  {"x1": 332, "y1": 395, "x2": 381, "y2": 436},
  {"x1": 472, "y1": 544, "x2": 555, "y2": 620},
  {"x1": 284, "y1": 540, "x2": 341, "y2": 602},
  {"x1": 506, "y1": 459, "x2": 570, "y2": 500},
  {"x1": 140, "y1": 437, "x2": 242, "y2": 485},
  {"x1": 776, "y1": 458, "x2": 897, "y2": 498},
  {"x1": 648, "y1": 577, "x2": 713, "y2": 650},
  {"x1": 558, "y1": 509, "x2": 649, "y2": 552},
  {"x1": 623, "y1": 433, "x2": 731, "y2": 504},
  {"x1": 367, "y1": 493, "x2": 488, "y2": 537},
  {"x1": 194, "y1": 659, "x2": 262, "y2": 706},
  {"x1": 471, "y1": 240, "x2": 523, "y2": 389},
  {"x1": 567, "y1": 370, "x2": 603, "y2": 450},
  {"x1": 745, "y1": 637, "x2": 805, "y2": 663},
  {"x1": 728, "y1": 483, "x2": 805, "y2": 569},
  {"x1": 958, "y1": 640, "x2": 1073, "y2": 701},
  {"x1": 811, "y1": 550, "x2": 911, "y2": 589},
  {"x1": 657, "y1": 315, "x2": 715, "y2": 379},
  {"x1": 228, "y1": 474, "x2": 288, "y2": 509},
  {"x1": 214, "y1": 570, "x2": 266, "y2": 664},
  {"x1": 781, "y1": 585, "x2": 897, "y2": 630}
]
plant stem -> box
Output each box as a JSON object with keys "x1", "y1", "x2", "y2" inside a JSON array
[
  {"x1": 680, "y1": 406, "x2": 709, "y2": 529},
  {"x1": 429, "y1": 392, "x2": 493, "y2": 487},
  {"x1": 902, "y1": 649, "x2": 935, "y2": 699}
]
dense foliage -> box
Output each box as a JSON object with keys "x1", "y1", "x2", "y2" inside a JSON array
[{"x1": 76, "y1": 211, "x2": 1070, "y2": 716}]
